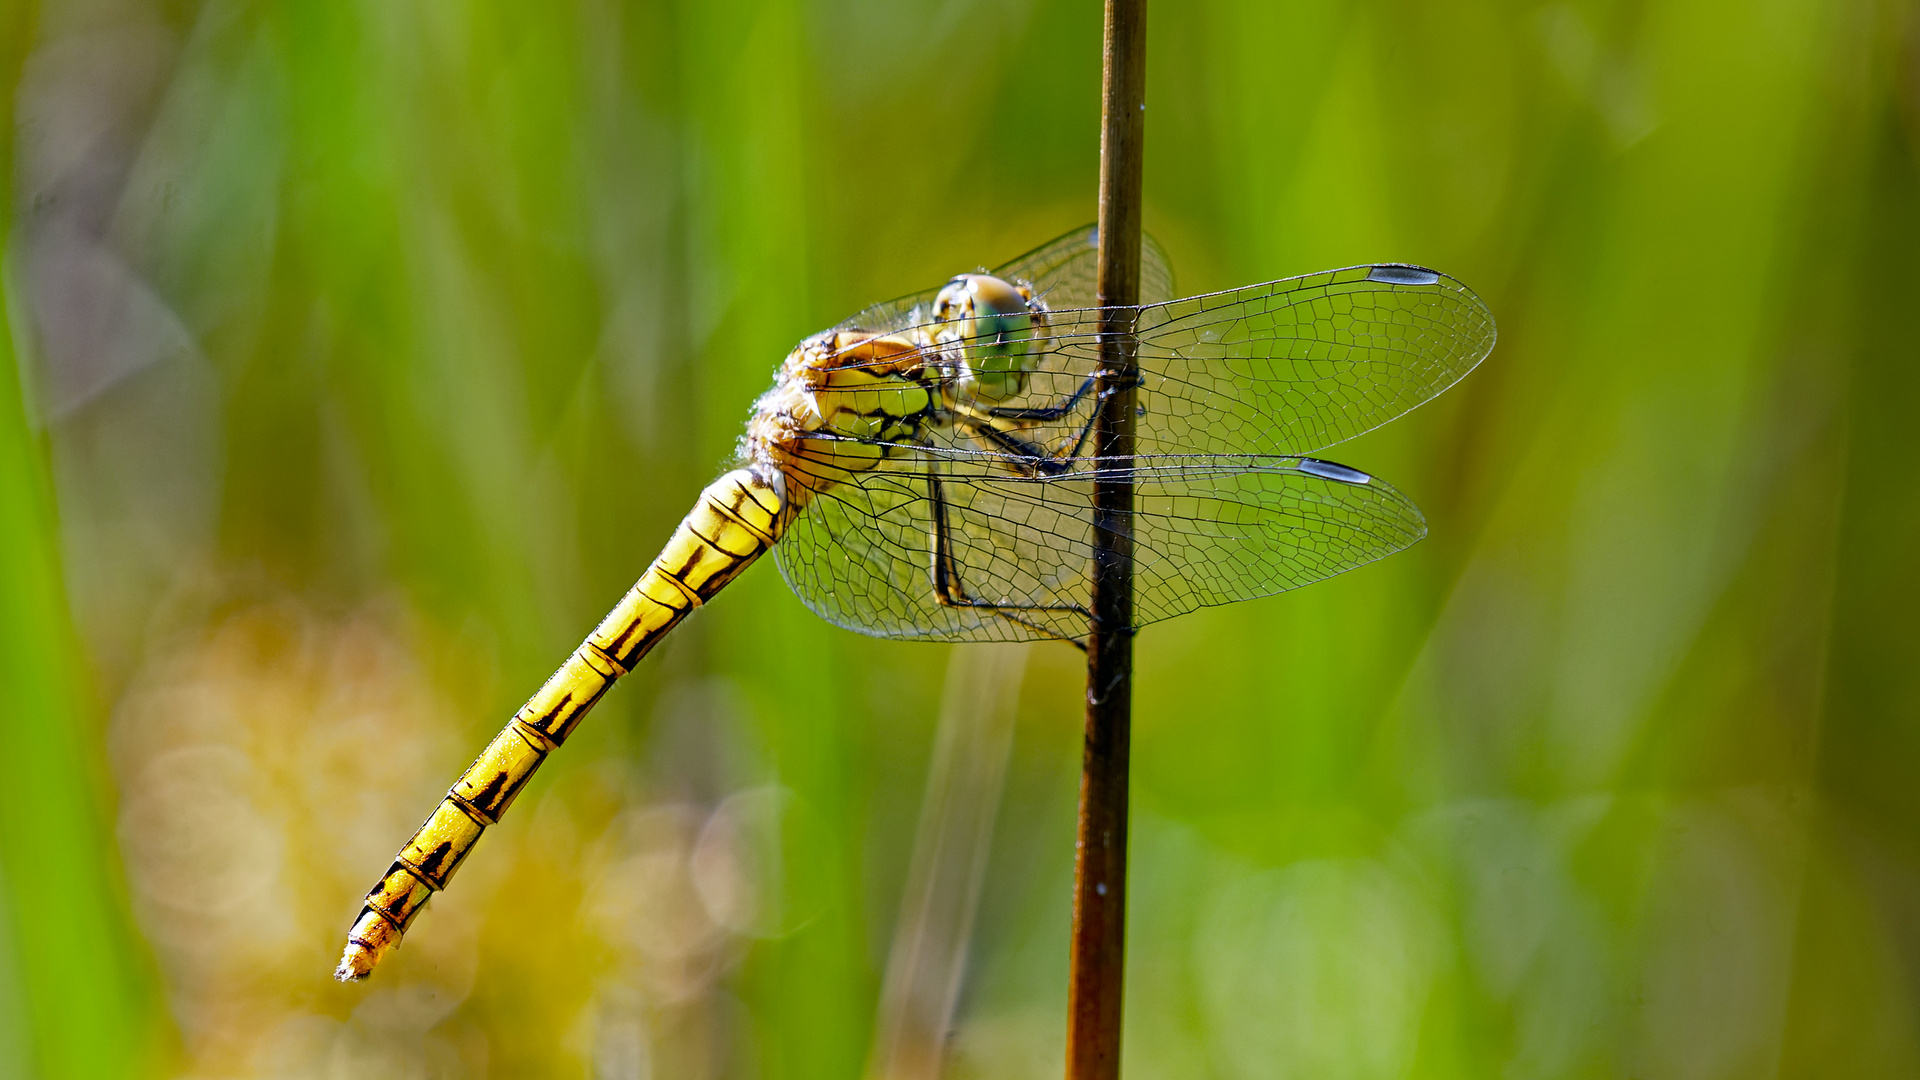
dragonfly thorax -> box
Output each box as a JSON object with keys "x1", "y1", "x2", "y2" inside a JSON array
[
  {"x1": 788, "y1": 331, "x2": 934, "y2": 438},
  {"x1": 741, "y1": 329, "x2": 938, "y2": 497}
]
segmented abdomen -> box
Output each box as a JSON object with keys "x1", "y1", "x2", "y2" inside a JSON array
[{"x1": 336, "y1": 467, "x2": 787, "y2": 980}]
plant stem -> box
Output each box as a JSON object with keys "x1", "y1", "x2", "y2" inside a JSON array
[{"x1": 1068, "y1": 1, "x2": 1145, "y2": 1076}]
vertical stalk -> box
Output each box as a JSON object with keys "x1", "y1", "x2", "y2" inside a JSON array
[
  {"x1": 866, "y1": 643, "x2": 1028, "y2": 1080},
  {"x1": 1069, "y1": 1, "x2": 1145, "y2": 1077}
]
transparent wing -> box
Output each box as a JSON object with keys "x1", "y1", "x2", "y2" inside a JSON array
[
  {"x1": 834, "y1": 225, "x2": 1175, "y2": 334},
  {"x1": 989, "y1": 224, "x2": 1176, "y2": 312},
  {"x1": 773, "y1": 450, "x2": 1427, "y2": 643},
  {"x1": 781, "y1": 251, "x2": 1490, "y2": 640},
  {"x1": 1127, "y1": 263, "x2": 1495, "y2": 456},
  {"x1": 819, "y1": 262, "x2": 1494, "y2": 465}
]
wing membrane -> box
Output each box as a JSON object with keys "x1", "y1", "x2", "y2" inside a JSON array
[
  {"x1": 817, "y1": 262, "x2": 1494, "y2": 464},
  {"x1": 834, "y1": 225, "x2": 1175, "y2": 335},
  {"x1": 1128, "y1": 263, "x2": 1494, "y2": 457},
  {"x1": 774, "y1": 453, "x2": 1427, "y2": 643},
  {"x1": 780, "y1": 246, "x2": 1491, "y2": 643}
]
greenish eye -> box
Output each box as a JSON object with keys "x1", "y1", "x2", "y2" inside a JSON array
[{"x1": 934, "y1": 274, "x2": 1041, "y2": 401}]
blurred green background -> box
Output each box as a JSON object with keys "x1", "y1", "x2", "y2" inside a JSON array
[{"x1": 5, "y1": 0, "x2": 1919, "y2": 1076}]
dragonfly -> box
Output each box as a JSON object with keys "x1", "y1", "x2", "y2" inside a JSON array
[{"x1": 336, "y1": 225, "x2": 1495, "y2": 980}]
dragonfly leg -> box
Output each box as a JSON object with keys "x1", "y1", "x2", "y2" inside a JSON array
[
  {"x1": 955, "y1": 418, "x2": 1067, "y2": 478},
  {"x1": 1046, "y1": 398, "x2": 1103, "y2": 465},
  {"x1": 981, "y1": 373, "x2": 1098, "y2": 422},
  {"x1": 956, "y1": 404, "x2": 1107, "y2": 478},
  {"x1": 1041, "y1": 367, "x2": 1143, "y2": 464},
  {"x1": 955, "y1": 378, "x2": 1111, "y2": 478},
  {"x1": 927, "y1": 470, "x2": 1089, "y2": 649}
]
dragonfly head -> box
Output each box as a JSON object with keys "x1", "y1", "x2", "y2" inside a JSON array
[{"x1": 933, "y1": 274, "x2": 1046, "y2": 402}]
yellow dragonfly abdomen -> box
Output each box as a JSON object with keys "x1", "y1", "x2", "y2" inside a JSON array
[{"x1": 336, "y1": 467, "x2": 787, "y2": 980}]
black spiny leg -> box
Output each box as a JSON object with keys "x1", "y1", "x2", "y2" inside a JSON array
[
  {"x1": 927, "y1": 469, "x2": 1089, "y2": 649},
  {"x1": 983, "y1": 373, "x2": 1098, "y2": 422},
  {"x1": 959, "y1": 419, "x2": 1066, "y2": 478},
  {"x1": 1040, "y1": 367, "x2": 1142, "y2": 467},
  {"x1": 957, "y1": 374, "x2": 1118, "y2": 477}
]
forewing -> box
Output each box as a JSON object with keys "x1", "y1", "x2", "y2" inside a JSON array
[
  {"x1": 832, "y1": 225, "x2": 1174, "y2": 334},
  {"x1": 772, "y1": 450, "x2": 1426, "y2": 643},
  {"x1": 823, "y1": 262, "x2": 1494, "y2": 470},
  {"x1": 1129, "y1": 264, "x2": 1496, "y2": 457},
  {"x1": 987, "y1": 225, "x2": 1176, "y2": 310}
]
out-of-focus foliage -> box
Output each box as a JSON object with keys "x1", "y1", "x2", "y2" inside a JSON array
[{"x1": 4, "y1": 0, "x2": 1918, "y2": 1077}]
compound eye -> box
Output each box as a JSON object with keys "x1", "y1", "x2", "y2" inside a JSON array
[
  {"x1": 934, "y1": 275, "x2": 1033, "y2": 327},
  {"x1": 961, "y1": 275, "x2": 1029, "y2": 320}
]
